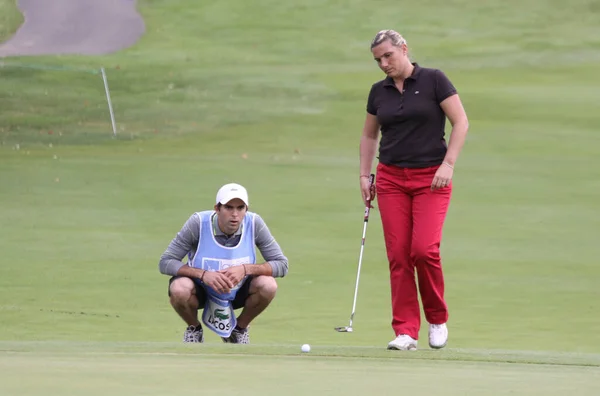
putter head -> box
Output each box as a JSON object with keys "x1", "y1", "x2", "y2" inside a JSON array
[{"x1": 334, "y1": 326, "x2": 353, "y2": 333}]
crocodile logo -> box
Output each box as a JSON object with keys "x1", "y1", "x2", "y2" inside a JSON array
[{"x1": 214, "y1": 309, "x2": 229, "y2": 320}]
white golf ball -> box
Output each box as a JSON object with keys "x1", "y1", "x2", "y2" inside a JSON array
[{"x1": 301, "y1": 344, "x2": 311, "y2": 353}]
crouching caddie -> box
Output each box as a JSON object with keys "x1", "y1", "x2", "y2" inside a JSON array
[{"x1": 159, "y1": 183, "x2": 289, "y2": 343}]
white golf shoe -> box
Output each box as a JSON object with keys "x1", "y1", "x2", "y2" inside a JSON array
[
  {"x1": 387, "y1": 334, "x2": 418, "y2": 350},
  {"x1": 428, "y1": 323, "x2": 448, "y2": 349}
]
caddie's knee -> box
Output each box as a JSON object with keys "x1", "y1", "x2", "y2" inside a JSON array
[
  {"x1": 169, "y1": 277, "x2": 196, "y2": 300},
  {"x1": 254, "y1": 276, "x2": 278, "y2": 300}
]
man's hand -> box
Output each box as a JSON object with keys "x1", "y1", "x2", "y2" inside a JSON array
[
  {"x1": 219, "y1": 265, "x2": 247, "y2": 287},
  {"x1": 202, "y1": 271, "x2": 235, "y2": 294}
]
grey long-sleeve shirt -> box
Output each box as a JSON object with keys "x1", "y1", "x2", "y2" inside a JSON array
[{"x1": 159, "y1": 212, "x2": 289, "y2": 277}]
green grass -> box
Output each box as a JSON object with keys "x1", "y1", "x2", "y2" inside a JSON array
[
  {"x1": 1, "y1": 0, "x2": 600, "y2": 394},
  {"x1": 1, "y1": 342, "x2": 600, "y2": 395},
  {"x1": 0, "y1": 0, "x2": 22, "y2": 42},
  {"x1": 3, "y1": 348, "x2": 599, "y2": 396}
]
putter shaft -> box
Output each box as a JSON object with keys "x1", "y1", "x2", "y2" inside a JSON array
[{"x1": 335, "y1": 174, "x2": 375, "y2": 333}]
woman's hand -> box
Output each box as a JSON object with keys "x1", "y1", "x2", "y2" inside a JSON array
[
  {"x1": 431, "y1": 162, "x2": 454, "y2": 191},
  {"x1": 360, "y1": 175, "x2": 376, "y2": 207}
]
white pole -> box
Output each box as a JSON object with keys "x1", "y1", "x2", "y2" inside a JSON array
[{"x1": 100, "y1": 67, "x2": 118, "y2": 137}]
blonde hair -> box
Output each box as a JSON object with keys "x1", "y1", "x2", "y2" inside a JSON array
[{"x1": 370, "y1": 30, "x2": 407, "y2": 49}]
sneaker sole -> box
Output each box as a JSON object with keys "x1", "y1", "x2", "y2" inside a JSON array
[
  {"x1": 222, "y1": 337, "x2": 250, "y2": 344},
  {"x1": 387, "y1": 344, "x2": 417, "y2": 351},
  {"x1": 183, "y1": 335, "x2": 204, "y2": 343},
  {"x1": 429, "y1": 343, "x2": 446, "y2": 349}
]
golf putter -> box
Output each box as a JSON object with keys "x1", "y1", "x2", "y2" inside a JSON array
[{"x1": 335, "y1": 173, "x2": 375, "y2": 333}]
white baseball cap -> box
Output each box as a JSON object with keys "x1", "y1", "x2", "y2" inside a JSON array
[{"x1": 216, "y1": 183, "x2": 249, "y2": 206}]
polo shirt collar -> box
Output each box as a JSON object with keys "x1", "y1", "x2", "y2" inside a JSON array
[{"x1": 383, "y1": 63, "x2": 422, "y2": 87}]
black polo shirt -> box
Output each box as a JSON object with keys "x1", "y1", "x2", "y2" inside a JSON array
[{"x1": 366, "y1": 63, "x2": 457, "y2": 168}]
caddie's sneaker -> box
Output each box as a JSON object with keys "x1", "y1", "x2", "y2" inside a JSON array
[
  {"x1": 183, "y1": 324, "x2": 204, "y2": 343},
  {"x1": 428, "y1": 323, "x2": 448, "y2": 349},
  {"x1": 222, "y1": 326, "x2": 250, "y2": 344},
  {"x1": 387, "y1": 334, "x2": 418, "y2": 350}
]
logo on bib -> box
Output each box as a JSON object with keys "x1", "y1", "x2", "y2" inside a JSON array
[
  {"x1": 214, "y1": 308, "x2": 229, "y2": 320},
  {"x1": 201, "y1": 257, "x2": 251, "y2": 272},
  {"x1": 207, "y1": 307, "x2": 232, "y2": 332}
]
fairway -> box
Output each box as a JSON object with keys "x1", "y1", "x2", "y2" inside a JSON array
[{"x1": 1, "y1": 0, "x2": 600, "y2": 394}]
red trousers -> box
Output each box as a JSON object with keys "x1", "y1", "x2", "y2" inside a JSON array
[{"x1": 376, "y1": 163, "x2": 452, "y2": 339}]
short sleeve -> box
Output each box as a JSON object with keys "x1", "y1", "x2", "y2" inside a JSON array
[
  {"x1": 434, "y1": 70, "x2": 457, "y2": 104},
  {"x1": 366, "y1": 84, "x2": 377, "y2": 115}
]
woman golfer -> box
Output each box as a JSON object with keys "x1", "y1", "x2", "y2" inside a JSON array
[{"x1": 359, "y1": 29, "x2": 469, "y2": 350}]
